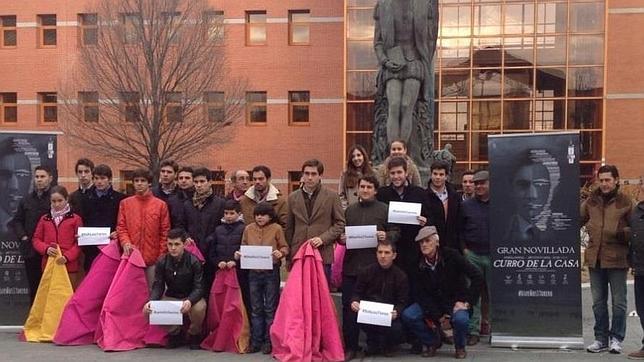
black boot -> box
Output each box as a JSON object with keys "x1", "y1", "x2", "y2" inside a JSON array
[
  {"x1": 166, "y1": 332, "x2": 183, "y2": 349},
  {"x1": 188, "y1": 334, "x2": 202, "y2": 350}
]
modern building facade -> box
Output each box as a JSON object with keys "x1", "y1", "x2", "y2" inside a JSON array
[{"x1": 0, "y1": 0, "x2": 642, "y2": 194}]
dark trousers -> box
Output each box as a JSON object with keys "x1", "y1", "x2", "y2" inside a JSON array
[
  {"x1": 82, "y1": 245, "x2": 100, "y2": 273},
  {"x1": 360, "y1": 319, "x2": 404, "y2": 349},
  {"x1": 635, "y1": 275, "x2": 644, "y2": 346},
  {"x1": 238, "y1": 268, "x2": 252, "y2": 318},
  {"x1": 249, "y1": 268, "x2": 280, "y2": 347},
  {"x1": 24, "y1": 256, "x2": 42, "y2": 304},
  {"x1": 341, "y1": 275, "x2": 359, "y2": 350}
]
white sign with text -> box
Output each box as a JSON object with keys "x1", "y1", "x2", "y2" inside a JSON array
[
  {"x1": 387, "y1": 201, "x2": 422, "y2": 225},
  {"x1": 149, "y1": 301, "x2": 183, "y2": 325},
  {"x1": 345, "y1": 225, "x2": 378, "y2": 250},
  {"x1": 357, "y1": 300, "x2": 394, "y2": 327},
  {"x1": 240, "y1": 245, "x2": 274, "y2": 270},
  {"x1": 77, "y1": 227, "x2": 111, "y2": 246}
]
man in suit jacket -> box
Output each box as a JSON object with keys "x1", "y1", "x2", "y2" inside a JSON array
[{"x1": 286, "y1": 159, "x2": 345, "y2": 283}]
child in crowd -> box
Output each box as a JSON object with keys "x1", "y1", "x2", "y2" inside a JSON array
[
  {"x1": 208, "y1": 200, "x2": 246, "y2": 271},
  {"x1": 32, "y1": 185, "x2": 83, "y2": 289},
  {"x1": 235, "y1": 202, "x2": 289, "y2": 354}
]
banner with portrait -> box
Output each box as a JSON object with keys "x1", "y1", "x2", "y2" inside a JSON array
[
  {"x1": 0, "y1": 132, "x2": 58, "y2": 326},
  {"x1": 488, "y1": 132, "x2": 583, "y2": 349}
]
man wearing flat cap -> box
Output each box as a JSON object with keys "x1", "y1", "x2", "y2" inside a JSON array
[
  {"x1": 457, "y1": 169, "x2": 491, "y2": 344},
  {"x1": 402, "y1": 226, "x2": 483, "y2": 359}
]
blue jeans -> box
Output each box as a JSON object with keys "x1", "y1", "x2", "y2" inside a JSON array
[
  {"x1": 402, "y1": 303, "x2": 469, "y2": 349},
  {"x1": 249, "y1": 268, "x2": 280, "y2": 347},
  {"x1": 588, "y1": 267, "x2": 627, "y2": 343}
]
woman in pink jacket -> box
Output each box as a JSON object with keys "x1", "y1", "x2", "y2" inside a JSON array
[{"x1": 32, "y1": 185, "x2": 83, "y2": 289}]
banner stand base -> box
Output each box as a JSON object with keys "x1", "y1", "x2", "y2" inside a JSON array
[{"x1": 491, "y1": 335, "x2": 584, "y2": 350}]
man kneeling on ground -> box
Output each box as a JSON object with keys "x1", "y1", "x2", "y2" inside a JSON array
[
  {"x1": 402, "y1": 226, "x2": 482, "y2": 359},
  {"x1": 144, "y1": 228, "x2": 206, "y2": 349},
  {"x1": 350, "y1": 239, "x2": 408, "y2": 358}
]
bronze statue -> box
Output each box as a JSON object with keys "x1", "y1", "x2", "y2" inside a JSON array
[{"x1": 372, "y1": 0, "x2": 439, "y2": 183}]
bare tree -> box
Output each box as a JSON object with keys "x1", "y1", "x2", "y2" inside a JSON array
[{"x1": 61, "y1": 0, "x2": 244, "y2": 175}]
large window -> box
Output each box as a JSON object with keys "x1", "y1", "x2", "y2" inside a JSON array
[
  {"x1": 79, "y1": 91, "x2": 99, "y2": 122},
  {"x1": 204, "y1": 10, "x2": 224, "y2": 43},
  {"x1": 122, "y1": 13, "x2": 141, "y2": 44},
  {"x1": 246, "y1": 91, "x2": 267, "y2": 124},
  {"x1": 120, "y1": 92, "x2": 140, "y2": 122},
  {"x1": 345, "y1": 0, "x2": 606, "y2": 180},
  {"x1": 79, "y1": 13, "x2": 98, "y2": 46},
  {"x1": 165, "y1": 92, "x2": 183, "y2": 122},
  {"x1": 38, "y1": 14, "x2": 57, "y2": 47},
  {"x1": 246, "y1": 11, "x2": 266, "y2": 46},
  {"x1": 204, "y1": 91, "x2": 225, "y2": 122},
  {"x1": 289, "y1": 10, "x2": 310, "y2": 45},
  {"x1": 1, "y1": 16, "x2": 17, "y2": 47},
  {"x1": 289, "y1": 91, "x2": 310, "y2": 125},
  {"x1": 38, "y1": 92, "x2": 57, "y2": 123},
  {"x1": 0, "y1": 93, "x2": 17, "y2": 123}
]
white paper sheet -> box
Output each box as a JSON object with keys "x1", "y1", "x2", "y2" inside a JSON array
[
  {"x1": 345, "y1": 225, "x2": 378, "y2": 250},
  {"x1": 149, "y1": 300, "x2": 183, "y2": 325},
  {"x1": 240, "y1": 245, "x2": 274, "y2": 270},
  {"x1": 387, "y1": 201, "x2": 422, "y2": 225},
  {"x1": 77, "y1": 227, "x2": 111, "y2": 246},
  {"x1": 357, "y1": 300, "x2": 394, "y2": 327}
]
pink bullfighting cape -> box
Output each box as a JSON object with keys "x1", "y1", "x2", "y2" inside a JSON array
[
  {"x1": 94, "y1": 249, "x2": 149, "y2": 351},
  {"x1": 201, "y1": 268, "x2": 250, "y2": 353},
  {"x1": 270, "y1": 243, "x2": 344, "y2": 362}
]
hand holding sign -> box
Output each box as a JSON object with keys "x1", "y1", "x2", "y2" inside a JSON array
[
  {"x1": 345, "y1": 225, "x2": 378, "y2": 249},
  {"x1": 356, "y1": 300, "x2": 394, "y2": 327},
  {"x1": 388, "y1": 202, "x2": 422, "y2": 225},
  {"x1": 78, "y1": 227, "x2": 111, "y2": 246},
  {"x1": 149, "y1": 301, "x2": 183, "y2": 325},
  {"x1": 240, "y1": 245, "x2": 273, "y2": 270}
]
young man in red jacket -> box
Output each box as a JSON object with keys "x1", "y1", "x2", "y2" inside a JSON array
[{"x1": 117, "y1": 168, "x2": 170, "y2": 287}]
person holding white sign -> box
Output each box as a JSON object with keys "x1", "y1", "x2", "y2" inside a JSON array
[
  {"x1": 349, "y1": 240, "x2": 408, "y2": 359},
  {"x1": 145, "y1": 228, "x2": 206, "y2": 349},
  {"x1": 376, "y1": 156, "x2": 429, "y2": 281},
  {"x1": 401, "y1": 226, "x2": 483, "y2": 359},
  {"x1": 337, "y1": 175, "x2": 399, "y2": 359},
  {"x1": 235, "y1": 202, "x2": 289, "y2": 354}
]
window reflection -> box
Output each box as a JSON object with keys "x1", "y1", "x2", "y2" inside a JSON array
[
  {"x1": 537, "y1": 2, "x2": 567, "y2": 34},
  {"x1": 474, "y1": 5, "x2": 501, "y2": 36},
  {"x1": 569, "y1": 35, "x2": 604, "y2": 65},
  {"x1": 441, "y1": 6, "x2": 471, "y2": 37},
  {"x1": 347, "y1": 71, "x2": 377, "y2": 101},
  {"x1": 503, "y1": 100, "x2": 532, "y2": 130},
  {"x1": 472, "y1": 69, "x2": 502, "y2": 98},
  {"x1": 472, "y1": 101, "x2": 501, "y2": 130},
  {"x1": 568, "y1": 100, "x2": 602, "y2": 129},
  {"x1": 536, "y1": 35, "x2": 566, "y2": 66},
  {"x1": 504, "y1": 37, "x2": 534, "y2": 66},
  {"x1": 440, "y1": 38, "x2": 471, "y2": 68},
  {"x1": 441, "y1": 69, "x2": 470, "y2": 98},
  {"x1": 505, "y1": 3, "x2": 535, "y2": 35},
  {"x1": 570, "y1": 2, "x2": 604, "y2": 33},
  {"x1": 347, "y1": 40, "x2": 378, "y2": 70},
  {"x1": 347, "y1": 102, "x2": 375, "y2": 131},
  {"x1": 504, "y1": 68, "x2": 533, "y2": 98},
  {"x1": 535, "y1": 100, "x2": 565, "y2": 130},
  {"x1": 347, "y1": 9, "x2": 374, "y2": 40},
  {"x1": 439, "y1": 102, "x2": 469, "y2": 131},
  {"x1": 536, "y1": 68, "x2": 566, "y2": 98},
  {"x1": 568, "y1": 67, "x2": 603, "y2": 97}
]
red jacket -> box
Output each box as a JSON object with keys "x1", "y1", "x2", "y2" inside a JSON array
[
  {"x1": 117, "y1": 191, "x2": 170, "y2": 266},
  {"x1": 32, "y1": 212, "x2": 83, "y2": 273}
]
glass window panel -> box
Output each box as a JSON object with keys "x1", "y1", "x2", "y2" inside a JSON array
[
  {"x1": 504, "y1": 37, "x2": 534, "y2": 66},
  {"x1": 474, "y1": 5, "x2": 501, "y2": 36},
  {"x1": 43, "y1": 106, "x2": 57, "y2": 122},
  {"x1": 440, "y1": 38, "x2": 471, "y2": 68},
  {"x1": 441, "y1": 69, "x2": 470, "y2": 98},
  {"x1": 292, "y1": 106, "x2": 309, "y2": 123},
  {"x1": 40, "y1": 15, "x2": 56, "y2": 26},
  {"x1": 346, "y1": 133, "x2": 373, "y2": 156},
  {"x1": 536, "y1": 67, "x2": 566, "y2": 98},
  {"x1": 472, "y1": 101, "x2": 501, "y2": 130},
  {"x1": 568, "y1": 67, "x2": 603, "y2": 97},
  {"x1": 42, "y1": 93, "x2": 57, "y2": 103},
  {"x1": 439, "y1": 101, "x2": 469, "y2": 131},
  {"x1": 569, "y1": 35, "x2": 603, "y2": 65},
  {"x1": 534, "y1": 99, "x2": 565, "y2": 130},
  {"x1": 579, "y1": 131, "x2": 601, "y2": 161},
  {"x1": 347, "y1": 9, "x2": 374, "y2": 39},
  {"x1": 4, "y1": 106, "x2": 17, "y2": 122},
  {"x1": 347, "y1": 40, "x2": 378, "y2": 70},
  {"x1": 438, "y1": 133, "x2": 468, "y2": 160},
  {"x1": 505, "y1": 3, "x2": 535, "y2": 35},
  {"x1": 249, "y1": 25, "x2": 266, "y2": 44},
  {"x1": 43, "y1": 29, "x2": 56, "y2": 45},
  {"x1": 347, "y1": 71, "x2": 377, "y2": 101},
  {"x1": 205, "y1": 91, "x2": 224, "y2": 103},
  {"x1": 536, "y1": 2, "x2": 567, "y2": 34},
  {"x1": 249, "y1": 106, "x2": 266, "y2": 123},
  {"x1": 504, "y1": 68, "x2": 533, "y2": 98},
  {"x1": 536, "y1": 35, "x2": 566, "y2": 66},
  {"x1": 2, "y1": 16, "x2": 16, "y2": 27},
  {"x1": 84, "y1": 105, "x2": 99, "y2": 122},
  {"x1": 570, "y1": 2, "x2": 604, "y2": 33},
  {"x1": 291, "y1": 25, "x2": 309, "y2": 44},
  {"x1": 441, "y1": 6, "x2": 471, "y2": 37},
  {"x1": 473, "y1": 38, "x2": 502, "y2": 67},
  {"x1": 503, "y1": 100, "x2": 532, "y2": 130},
  {"x1": 472, "y1": 69, "x2": 502, "y2": 98},
  {"x1": 568, "y1": 99, "x2": 602, "y2": 129},
  {"x1": 5, "y1": 30, "x2": 17, "y2": 46},
  {"x1": 2, "y1": 93, "x2": 17, "y2": 103},
  {"x1": 471, "y1": 132, "x2": 499, "y2": 161},
  {"x1": 208, "y1": 107, "x2": 225, "y2": 123},
  {"x1": 246, "y1": 92, "x2": 266, "y2": 103},
  {"x1": 347, "y1": 102, "x2": 374, "y2": 131},
  {"x1": 289, "y1": 91, "x2": 310, "y2": 102}
]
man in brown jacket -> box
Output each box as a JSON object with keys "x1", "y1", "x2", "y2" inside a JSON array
[
  {"x1": 286, "y1": 159, "x2": 345, "y2": 283},
  {"x1": 239, "y1": 165, "x2": 288, "y2": 228},
  {"x1": 582, "y1": 164, "x2": 632, "y2": 354}
]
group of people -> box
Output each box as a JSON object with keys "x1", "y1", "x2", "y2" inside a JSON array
[{"x1": 6, "y1": 139, "x2": 644, "y2": 360}]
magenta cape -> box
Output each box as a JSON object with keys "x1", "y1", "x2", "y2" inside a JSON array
[
  {"x1": 185, "y1": 243, "x2": 205, "y2": 263},
  {"x1": 201, "y1": 268, "x2": 250, "y2": 353},
  {"x1": 53, "y1": 242, "x2": 121, "y2": 345},
  {"x1": 94, "y1": 249, "x2": 149, "y2": 351},
  {"x1": 270, "y1": 243, "x2": 344, "y2": 362}
]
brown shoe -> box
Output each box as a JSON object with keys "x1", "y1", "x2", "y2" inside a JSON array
[
  {"x1": 628, "y1": 349, "x2": 644, "y2": 359},
  {"x1": 455, "y1": 348, "x2": 467, "y2": 359},
  {"x1": 422, "y1": 345, "x2": 437, "y2": 357},
  {"x1": 466, "y1": 334, "x2": 480, "y2": 346}
]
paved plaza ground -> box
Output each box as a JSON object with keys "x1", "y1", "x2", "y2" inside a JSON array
[{"x1": 1, "y1": 283, "x2": 642, "y2": 361}]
